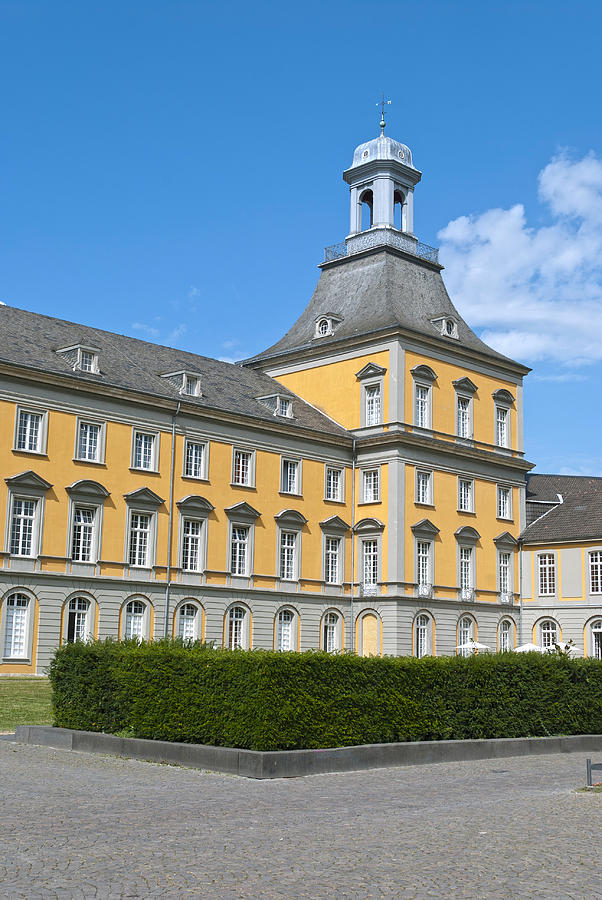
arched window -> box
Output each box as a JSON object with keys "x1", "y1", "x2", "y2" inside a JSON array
[
  {"x1": 124, "y1": 598, "x2": 148, "y2": 640},
  {"x1": 414, "y1": 613, "x2": 432, "y2": 658},
  {"x1": 540, "y1": 619, "x2": 558, "y2": 649},
  {"x1": 3, "y1": 593, "x2": 30, "y2": 658},
  {"x1": 591, "y1": 620, "x2": 602, "y2": 659},
  {"x1": 178, "y1": 602, "x2": 200, "y2": 641},
  {"x1": 394, "y1": 189, "x2": 405, "y2": 231},
  {"x1": 499, "y1": 619, "x2": 513, "y2": 652},
  {"x1": 457, "y1": 616, "x2": 474, "y2": 656},
  {"x1": 65, "y1": 596, "x2": 91, "y2": 643},
  {"x1": 276, "y1": 608, "x2": 296, "y2": 652},
  {"x1": 227, "y1": 605, "x2": 249, "y2": 650},
  {"x1": 357, "y1": 611, "x2": 380, "y2": 657},
  {"x1": 322, "y1": 611, "x2": 341, "y2": 653},
  {"x1": 317, "y1": 318, "x2": 329, "y2": 336},
  {"x1": 359, "y1": 189, "x2": 373, "y2": 231}
]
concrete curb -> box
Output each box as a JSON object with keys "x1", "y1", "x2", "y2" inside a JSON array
[{"x1": 14, "y1": 726, "x2": 602, "y2": 779}]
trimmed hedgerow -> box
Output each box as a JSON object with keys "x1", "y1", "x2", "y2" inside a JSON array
[{"x1": 48, "y1": 640, "x2": 602, "y2": 751}]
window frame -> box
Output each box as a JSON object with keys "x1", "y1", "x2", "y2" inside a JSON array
[
  {"x1": 7, "y1": 495, "x2": 41, "y2": 558},
  {"x1": 455, "y1": 393, "x2": 473, "y2": 440},
  {"x1": 498, "y1": 617, "x2": 515, "y2": 652},
  {"x1": 130, "y1": 429, "x2": 160, "y2": 472},
  {"x1": 457, "y1": 615, "x2": 476, "y2": 657},
  {"x1": 182, "y1": 438, "x2": 209, "y2": 481},
  {"x1": 588, "y1": 550, "x2": 602, "y2": 595},
  {"x1": 539, "y1": 618, "x2": 559, "y2": 650},
  {"x1": 496, "y1": 484, "x2": 513, "y2": 520},
  {"x1": 321, "y1": 609, "x2": 343, "y2": 653},
  {"x1": 280, "y1": 456, "x2": 302, "y2": 496},
  {"x1": 13, "y1": 406, "x2": 49, "y2": 456},
  {"x1": 413, "y1": 381, "x2": 432, "y2": 430},
  {"x1": 175, "y1": 599, "x2": 204, "y2": 641},
  {"x1": 74, "y1": 417, "x2": 106, "y2": 464},
  {"x1": 324, "y1": 465, "x2": 344, "y2": 503},
  {"x1": 360, "y1": 537, "x2": 380, "y2": 590},
  {"x1": 1, "y1": 591, "x2": 35, "y2": 662},
  {"x1": 63, "y1": 594, "x2": 94, "y2": 643},
  {"x1": 231, "y1": 447, "x2": 256, "y2": 488},
  {"x1": 457, "y1": 477, "x2": 474, "y2": 513},
  {"x1": 415, "y1": 469, "x2": 433, "y2": 506},
  {"x1": 414, "y1": 612, "x2": 433, "y2": 658},
  {"x1": 361, "y1": 467, "x2": 381, "y2": 504},
  {"x1": 363, "y1": 381, "x2": 382, "y2": 428},
  {"x1": 275, "y1": 606, "x2": 299, "y2": 652},
  {"x1": 224, "y1": 603, "x2": 251, "y2": 650},
  {"x1": 537, "y1": 552, "x2": 556, "y2": 597},
  {"x1": 415, "y1": 537, "x2": 433, "y2": 597},
  {"x1": 121, "y1": 596, "x2": 151, "y2": 641}
]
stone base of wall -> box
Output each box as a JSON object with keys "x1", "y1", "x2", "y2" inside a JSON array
[{"x1": 14, "y1": 726, "x2": 602, "y2": 779}]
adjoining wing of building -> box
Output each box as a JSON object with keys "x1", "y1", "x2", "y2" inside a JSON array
[{"x1": 1, "y1": 130, "x2": 601, "y2": 672}]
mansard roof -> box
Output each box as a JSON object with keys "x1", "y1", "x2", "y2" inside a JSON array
[
  {"x1": 522, "y1": 473, "x2": 602, "y2": 544},
  {"x1": 244, "y1": 248, "x2": 529, "y2": 373},
  {"x1": 0, "y1": 305, "x2": 348, "y2": 440}
]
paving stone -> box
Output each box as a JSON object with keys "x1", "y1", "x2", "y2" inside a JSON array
[{"x1": 0, "y1": 741, "x2": 600, "y2": 898}]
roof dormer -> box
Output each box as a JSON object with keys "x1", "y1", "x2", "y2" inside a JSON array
[
  {"x1": 430, "y1": 316, "x2": 458, "y2": 339},
  {"x1": 315, "y1": 313, "x2": 342, "y2": 338},
  {"x1": 256, "y1": 393, "x2": 294, "y2": 418},
  {"x1": 56, "y1": 344, "x2": 101, "y2": 374},
  {"x1": 161, "y1": 370, "x2": 202, "y2": 397}
]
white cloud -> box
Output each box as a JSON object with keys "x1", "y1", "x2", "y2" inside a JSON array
[
  {"x1": 167, "y1": 323, "x2": 187, "y2": 343},
  {"x1": 131, "y1": 321, "x2": 160, "y2": 338},
  {"x1": 438, "y1": 151, "x2": 602, "y2": 366}
]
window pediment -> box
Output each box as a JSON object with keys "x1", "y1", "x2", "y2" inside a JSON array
[
  {"x1": 274, "y1": 509, "x2": 307, "y2": 527},
  {"x1": 453, "y1": 377, "x2": 478, "y2": 394},
  {"x1": 319, "y1": 515, "x2": 351, "y2": 534},
  {"x1": 225, "y1": 501, "x2": 261, "y2": 522},
  {"x1": 411, "y1": 364, "x2": 437, "y2": 383},
  {"x1": 492, "y1": 388, "x2": 515, "y2": 405},
  {"x1": 354, "y1": 517, "x2": 385, "y2": 534},
  {"x1": 66, "y1": 479, "x2": 110, "y2": 500},
  {"x1": 494, "y1": 531, "x2": 517, "y2": 549},
  {"x1": 176, "y1": 495, "x2": 214, "y2": 516},
  {"x1": 5, "y1": 470, "x2": 52, "y2": 492},
  {"x1": 411, "y1": 518, "x2": 440, "y2": 538},
  {"x1": 123, "y1": 487, "x2": 165, "y2": 507},
  {"x1": 356, "y1": 362, "x2": 387, "y2": 380},
  {"x1": 455, "y1": 525, "x2": 481, "y2": 544}
]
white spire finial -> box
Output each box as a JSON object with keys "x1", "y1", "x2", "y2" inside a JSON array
[{"x1": 377, "y1": 93, "x2": 391, "y2": 135}]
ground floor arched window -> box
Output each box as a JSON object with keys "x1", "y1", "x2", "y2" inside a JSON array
[
  {"x1": 322, "y1": 610, "x2": 342, "y2": 653},
  {"x1": 226, "y1": 605, "x2": 250, "y2": 650},
  {"x1": 123, "y1": 598, "x2": 150, "y2": 640},
  {"x1": 457, "y1": 616, "x2": 475, "y2": 656},
  {"x1": 498, "y1": 618, "x2": 514, "y2": 652},
  {"x1": 65, "y1": 596, "x2": 91, "y2": 643},
  {"x1": 414, "y1": 613, "x2": 433, "y2": 658},
  {"x1": 3, "y1": 593, "x2": 31, "y2": 658},
  {"x1": 540, "y1": 619, "x2": 558, "y2": 649},
  {"x1": 590, "y1": 620, "x2": 602, "y2": 659},
  {"x1": 177, "y1": 602, "x2": 202, "y2": 641}
]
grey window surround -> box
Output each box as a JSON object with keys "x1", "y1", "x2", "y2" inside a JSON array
[{"x1": 13, "y1": 406, "x2": 49, "y2": 456}]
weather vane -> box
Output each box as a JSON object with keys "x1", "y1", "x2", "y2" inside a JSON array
[{"x1": 377, "y1": 93, "x2": 391, "y2": 135}]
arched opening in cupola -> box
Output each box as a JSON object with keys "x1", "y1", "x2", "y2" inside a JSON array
[
  {"x1": 394, "y1": 189, "x2": 406, "y2": 231},
  {"x1": 359, "y1": 189, "x2": 373, "y2": 231}
]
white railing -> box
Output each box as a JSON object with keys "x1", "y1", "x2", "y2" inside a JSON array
[{"x1": 324, "y1": 229, "x2": 439, "y2": 264}]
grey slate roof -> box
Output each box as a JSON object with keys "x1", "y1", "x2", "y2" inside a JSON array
[
  {"x1": 245, "y1": 248, "x2": 529, "y2": 371},
  {"x1": 522, "y1": 473, "x2": 602, "y2": 544},
  {"x1": 0, "y1": 305, "x2": 349, "y2": 439}
]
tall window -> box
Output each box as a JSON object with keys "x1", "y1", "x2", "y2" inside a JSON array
[
  {"x1": 325, "y1": 467, "x2": 342, "y2": 501},
  {"x1": 279, "y1": 531, "x2": 296, "y2": 580},
  {"x1": 417, "y1": 541, "x2": 431, "y2": 589},
  {"x1": 496, "y1": 407, "x2": 509, "y2": 447},
  {"x1": 323, "y1": 612, "x2": 340, "y2": 653},
  {"x1": 178, "y1": 603, "x2": 198, "y2": 640},
  {"x1": 230, "y1": 526, "x2": 249, "y2": 575},
  {"x1": 129, "y1": 513, "x2": 151, "y2": 567},
  {"x1": 133, "y1": 432, "x2": 155, "y2": 470},
  {"x1": 458, "y1": 616, "x2": 474, "y2": 656},
  {"x1": 458, "y1": 478, "x2": 473, "y2": 512},
  {"x1": 592, "y1": 621, "x2": 602, "y2": 660},
  {"x1": 363, "y1": 540, "x2": 378, "y2": 587},
  {"x1": 233, "y1": 449, "x2": 252, "y2": 486},
  {"x1": 281, "y1": 459, "x2": 299, "y2": 494},
  {"x1": 589, "y1": 551, "x2": 602, "y2": 594},
  {"x1": 415, "y1": 385, "x2": 430, "y2": 428},
  {"x1": 3, "y1": 594, "x2": 30, "y2": 658},
  {"x1": 540, "y1": 619, "x2": 558, "y2": 649},
  {"x1": 325, "y1": 537, "x2": 340, "y2": 584},
  {"x1": 181, "y1": 519, "x2": 202, "y2": 571},
  {"x1": 125, "y1": 599, "x2": 146, "y2": 639},
  {"x1": 498, "y1": 551, "x2": 511, "y2": 595},
  {"x1": 362, "y1": 468, "x2": 380, "y2": 503},
  {"x1": 497, "y1": 486, "x2": 511, "y2": 519},
  {"x1": 228, "y1": 606, "x2": 245, "y2": 649},
  {"x1": 365, "y1": 385, "x2": 381, "y2": 426},
  {"x1": 456, "y1": 396, "x2": 471, "y2": 438},
  {"x1": 66, "y1": 597, "x2": 90, "y2": 642},
  {"x1": 460, "y1": 547, "x2": 473, "y2": 590},
  {"x1": 16, "y1": 410, "x2": 42, "y2": 452},
  {"x1": 10, "y1": 499, "x2": 37, "y2": 556},
  {"x1": 499, "y1": 619, "x2": 512, "y2": 652},
  {"x1": 77, "y1": 421, "x2": 101, "y2": 461},
  {"x1": 415, "y1": 614, "x2": 430, "y2": 658},
  {"x1": 538, "y1": 554, "x2": 556, "y2": 595},
  {"x1": 184, "y1": 441, "x2": 206, "y2": 479},
  {"x1": 416, "y1": 470, "x2": 432, "y2": 505},
  {"x1": 71, "y1": 507, "x2": 95, "y2": 562},
  {"x1": 277, "y1": 609, "x2": 294, "y2": 651}
]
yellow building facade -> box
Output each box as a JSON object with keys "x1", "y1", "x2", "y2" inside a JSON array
[{"x1": 3, "y1": 128, "x2": 596, "y2": 673}]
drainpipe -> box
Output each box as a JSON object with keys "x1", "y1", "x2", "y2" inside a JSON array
[
  {"x1": 518, "y1": 537, "x2": 523, "y2": 645},
  {"x1": 163, "y1": 401, "x2": 181, "y2": 637},
  {"x1": 350, "y1": 437, "x2": 357, "y2": 652}
]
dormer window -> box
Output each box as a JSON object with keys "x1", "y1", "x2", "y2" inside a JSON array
[
  {"x1": 314, "y1": 313, "x2": 342, "y2": 339},
  {"x1": 79, "y1": 350, "x2": 96, "y2": 372},
  {"x1": 56, "y1": 344, "x2": 100, "y2": 374},
  {"x1": 431, "y1": 317, "x2": 458, "y2": 340},
  {"x1": 277, "y1": 397, "x2": 291, "y2": 418},
  {"x1": 161, "y1": 371, "x2": 202, "y2": 397},
  {"x1": 256, "y1": 394, "x2": 294, "y2": 418}
]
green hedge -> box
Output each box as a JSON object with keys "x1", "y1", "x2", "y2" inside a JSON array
[{"x1": 48, "y1": 640, "x2": 602, "y2": 751}]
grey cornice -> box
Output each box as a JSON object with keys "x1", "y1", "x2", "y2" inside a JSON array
[
  {"x1": 274, "y1": 509, "x2": 308, "y2": 527},
  {"x1": 123, "y1": 487, "x2": 165, "y2": 507},
  {"x1": 356, "y1": 362, "x2": 387, "y2": 380},
  {"x1": 411, "y1": 518, "x2": 440, "y2": 537},
  {"x1": 5, "y1": 470, "x2": 53, "y2": 492},
  {"x1": 411, "y1": 364, "x2": 438, "y2": 382},
  {"x1": 453, "y1": 376, "x2": 478, "y2": 394},
  {"x1": 494, "y1": 531, "x2": 518, "y2": 549},
  {"x1": 176, "y1": 495, "x2": 215, "y2": 515},
  {"x1": 342, "y1": 157, "x2": 422, "y2": 186},
  {"x1": 66, "y1": 479, "x2": 110, "y2": 499},
  {"x1": 353, "y1": 517, "x2": 385, "y2": 534},
  {"x1": 319, "y1": 515, "x2": 351, "y2": 533},
  {"x1": 454, "y1": 525, "x2": 481, "y2": 544},
  {"x1": 225, "y1": 501, "x2": 261, "y2": 522},
  {"x1": 492, "y1": 388, "x2": 516, "y2": 405}
]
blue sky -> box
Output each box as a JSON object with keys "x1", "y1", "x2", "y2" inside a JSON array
[{"x1": 2, "y1": 0, "x2": 602, "y2": 474}]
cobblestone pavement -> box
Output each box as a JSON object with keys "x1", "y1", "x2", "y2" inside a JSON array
[{"x1": 0, "y1": 741, "x2": 601, "y2": 899}]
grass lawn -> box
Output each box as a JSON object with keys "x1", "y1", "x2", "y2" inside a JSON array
[{"x1": 0, "y1": 677, "x2": 53, "y2": 731}]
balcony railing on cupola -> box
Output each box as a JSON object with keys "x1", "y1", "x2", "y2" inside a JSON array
[{"x1": 324, "y1": 228, "x2": 439, "y2": 264}]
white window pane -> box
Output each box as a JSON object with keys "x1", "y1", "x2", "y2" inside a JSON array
[
  {"x1": 17, "y1": 411, "x2": 41, "y2": 451},
  {"x1": 185, "y1": 441, "x2": 205, "y2": 478},
  {"x1": 231, "y1": 527, "x2": 248, "y2": 574},
  {"x1": 363, "y1": 540, "x2": 378, "y2": 586},
  {"x1": 233, "y1": 450, "x2": 251, "y2": 485},
  {"x1": 366, "y1": 385, "x2": 381, "y2": 426}
]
